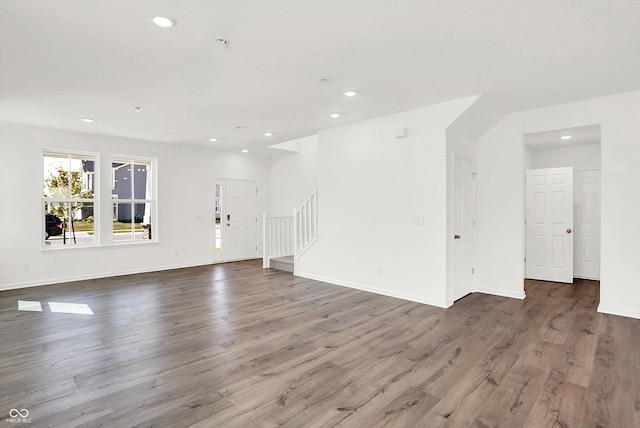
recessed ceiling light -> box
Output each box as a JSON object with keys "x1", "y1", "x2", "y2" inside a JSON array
[
  {"x1": 242, "y1": 149, "x2": 249, "y2": 153},
  {"x1": 330, "y1": 113, "x2": 341, "y2": 118},
  {"x1": 209, "y1": 138, "x2": 218, "y2": 142},
  {"x1": 81, "y1": 117, "x2": 95, "y2": 123},
  {"x1": 153, "y1": 16, "x2": 176, "y2": 28},
  {"x1": 264, "y1": 132, "x2": 273, "y2": 137},
  {"x1": 344, "y1": 90, "x2": 357, "y2": 97},
  {"x1": 133, "y1": 106, "x2": 143, "y2": 112},
  {"x1": 561, "y1": 130, "x2": 572, "y2": 140}
]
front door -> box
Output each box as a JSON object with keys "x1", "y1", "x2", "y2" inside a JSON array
[
  {"x1": 214, "y1": 179, "x2": 257, "y2": 262},
  {"x1": 526, "y1": 167, "x2": 574, "y2": 283},
  {"x1": 452, "y1": 156, "x2": 475, "y2": 301}
]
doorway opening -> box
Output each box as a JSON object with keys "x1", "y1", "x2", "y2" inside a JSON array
[{"x1": 523, "y1": 124, "x2": 601, "y2": 284}]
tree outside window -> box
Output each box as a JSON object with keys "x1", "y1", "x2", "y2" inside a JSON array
[{"x1": 43, "y1": 152, "x2": 96, "y2": 246}]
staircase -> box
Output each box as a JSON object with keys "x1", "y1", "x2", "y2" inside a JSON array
[
  {"x1": 269, "y1": 255, "x2": 294, "y2": 273},
  {"x1": 263, "y1": 191, "x2": 318, "y2": 273}
]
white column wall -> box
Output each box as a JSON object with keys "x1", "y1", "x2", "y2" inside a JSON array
[
  {"x1": 296, "y1": 97, "x2": 477, "y2": 307},
  {"x1": 445, "y1": 95, "x2": 505, "y2": 305}
]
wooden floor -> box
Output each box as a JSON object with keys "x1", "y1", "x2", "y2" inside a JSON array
[{"x1": 1, "y1": 260, "x2": 638, "y2": 427}]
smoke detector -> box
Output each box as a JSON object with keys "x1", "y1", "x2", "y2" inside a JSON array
[{"x1": 215, "y1": 38, "x2": 230, "y2": 48}]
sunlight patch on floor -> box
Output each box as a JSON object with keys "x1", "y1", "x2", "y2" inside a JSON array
[
  {"x1": 18, "y1": 300, "x2": 94, "y2": 315},
  {"x1": 18, "y1": 300, "x2": 42, "y2": 311}
]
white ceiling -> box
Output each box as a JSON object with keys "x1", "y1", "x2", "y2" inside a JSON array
[{"x1": 1, "y1": 0, "x2": 639, "y2": 153}]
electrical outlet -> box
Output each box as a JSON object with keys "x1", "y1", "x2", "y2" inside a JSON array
[{"x1": 410, "y1": 216, "x2": 425, "y2": 225}]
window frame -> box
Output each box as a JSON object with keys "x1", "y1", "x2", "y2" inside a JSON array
[
  {"x1": 110, "y1": 155, "x2": 157, "y2": 244},
  {"x1": 42, "y1": 149, "x2": 100, "y2": 249}
]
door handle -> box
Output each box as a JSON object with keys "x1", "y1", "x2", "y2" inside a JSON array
[
  {"x1": 566, "y1": 228, "x2": 572, "y2": 234},
  {"x1": 454, "y1": 234, "x2": 461, "y2": 239}
]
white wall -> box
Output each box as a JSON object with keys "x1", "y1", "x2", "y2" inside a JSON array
[
  {"x1": 524, "y1": 145, "x2": 534, "y2": 170},
  {"x1": 296, "y1": 97, "x2": 477, "y2": 307},
  {"x1": 269, "y1": 134, "x2": 319, "y2": 216},
  {"x1": 0, "y1": 123, "x2": 270, "y2": 290},
  {"x1": 476, "y1": 90, "x2": 640, "y2": 319},
  {"x1": 529, "y1": 143, "x2": 600, "y2": 170}
]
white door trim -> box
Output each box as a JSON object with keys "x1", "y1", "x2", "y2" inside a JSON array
[{"x1": 573, "y1": 169, "x2": 601, "y2": 280}]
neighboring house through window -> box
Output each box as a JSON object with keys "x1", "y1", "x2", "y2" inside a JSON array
[{"x1": 111, "y1": 157, "x2": 155, "y2": 242}]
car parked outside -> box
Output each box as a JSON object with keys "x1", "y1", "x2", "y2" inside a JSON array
[{"x1": 45, "y1": 214, "x2": 64, "y2": 239}]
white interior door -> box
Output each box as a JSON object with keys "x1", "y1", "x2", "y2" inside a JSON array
[
  {"x1": 217, "y1": 179, "x2": 257, "y2": 262},
  {"x1": 526, "y1": 167, "x2": 574, "y2": 283},
  {"x1": 574, "y1": 170, "x2": 600, "y2": 279},
  {"x1": 452, "y1": 156, "x2": 475, "y2": 301}
]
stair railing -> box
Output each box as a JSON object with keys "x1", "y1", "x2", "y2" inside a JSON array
[
  {"x1": 293, "y1": 190, "x2": 318, "y2": 256},
  {"x1": 262, "y1": 213, "x2": 294, "y2": 268},
  {"x1": 263, "y1": 190, "x2": 318, "y2": 270}
]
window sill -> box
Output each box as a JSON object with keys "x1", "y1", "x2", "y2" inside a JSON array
[
  {"x1": 41, "y1": 240, "x2": 158, "y2": 251},
  {"x1": 109, "y1": 240, "x2": 159, "y2": 247},
  {"x1": 41, "y1": 243, "x2": 101, "y2": 252}
]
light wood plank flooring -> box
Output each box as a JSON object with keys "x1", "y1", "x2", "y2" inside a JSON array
[{"x1": 1, "y1": 260, "x2": 638, "y2": 427}]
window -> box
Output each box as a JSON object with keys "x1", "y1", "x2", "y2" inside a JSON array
[
  {"x1": 215, "y1": 183, "x2": 222, "y2": 252},
  {"x1": 43, "y1": 152, "x2": 97, "y2": 247},
  {"x1": 111, "y1": 157, "x2": 155, "y2": 242}
]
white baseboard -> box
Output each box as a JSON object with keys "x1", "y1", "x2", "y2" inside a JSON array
[
  {"x1": 597, "y1": 304, "x2": 640, "y2": 320},
  {"x1": 474, "y1": 286, "x2": 526, "y2": 300},
  {"x1": 294, "y1": 271, "x2": 449, "y2": 308},
  {"x1": 0, "y1": 260, "x2": 214, "y2": 292},
  {"x1": 574, "y1": 275, "x2": 600, "y2": 281}
]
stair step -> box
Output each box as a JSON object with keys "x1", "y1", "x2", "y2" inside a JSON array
[{"x1": 270, "y1": 256, "x2": 294, "y2": 273}]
